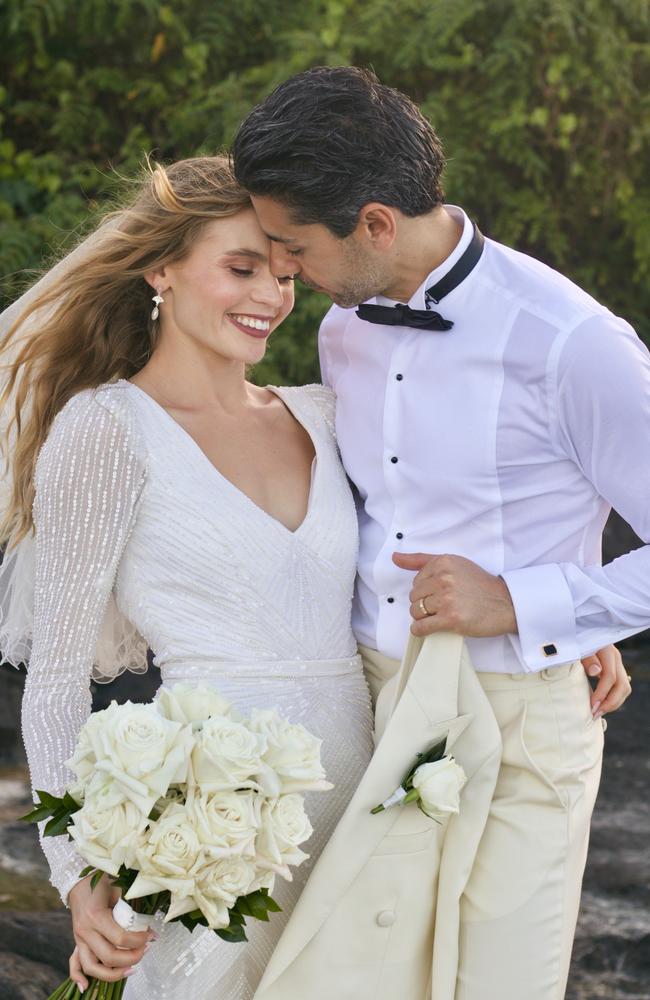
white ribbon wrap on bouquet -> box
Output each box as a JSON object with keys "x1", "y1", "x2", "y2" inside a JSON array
[{"x1": 112, "y1": 898, "x2": 165, "y2": 935}]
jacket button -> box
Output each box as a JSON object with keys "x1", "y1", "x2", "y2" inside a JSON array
[{"x1": 376, "y1": 910, "x2": 396, "y2": 927}]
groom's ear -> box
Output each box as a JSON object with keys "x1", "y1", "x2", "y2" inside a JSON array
[{"x1": 356, "y1": 203, "x2": 398, "y2": 252}]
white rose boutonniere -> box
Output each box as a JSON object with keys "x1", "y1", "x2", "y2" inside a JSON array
[
  {"x1": 371, "y1": 737, "x2": 467, "y2": 821},
  {"x1": 411, "y1": 757, "x2": 467, "y2": 821}
]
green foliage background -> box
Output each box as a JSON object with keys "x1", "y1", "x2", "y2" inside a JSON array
[{"x1": 1, "y1": 0, "x2": 649, "y2": 386}]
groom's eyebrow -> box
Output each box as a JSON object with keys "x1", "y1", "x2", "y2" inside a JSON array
[{"x1": 265, "y1": 233, "x2": 298, "y2": 245}]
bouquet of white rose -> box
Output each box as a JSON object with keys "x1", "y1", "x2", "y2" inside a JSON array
[{"x1": 22, "y1": 683, "x2": 332, "y2": 1000}]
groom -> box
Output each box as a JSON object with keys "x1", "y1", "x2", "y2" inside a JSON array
[{"x1": 232, "y1": 67, "x2": 647, "y2": 998}]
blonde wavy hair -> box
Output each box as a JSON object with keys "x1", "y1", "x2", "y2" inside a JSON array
[{"x1": 0, "y1": 155, "x2": 251, "y2": 547}]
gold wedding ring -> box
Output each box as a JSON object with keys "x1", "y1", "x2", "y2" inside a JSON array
[{"x1": 418, "y1": 597, "x2": 428, "y2": 618}]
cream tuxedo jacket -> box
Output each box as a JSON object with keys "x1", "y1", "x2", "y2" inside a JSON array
[{"x1": 253, "y1": 632, "x2": 502, "y2": 1000}]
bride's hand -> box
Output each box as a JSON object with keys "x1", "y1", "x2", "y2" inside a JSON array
[
  {"x1": 581, "y1": 644, "x2": 632, "y2": 718},
  {"x1": 68, "y1": 873, "x2": 153, "y2": 989}
]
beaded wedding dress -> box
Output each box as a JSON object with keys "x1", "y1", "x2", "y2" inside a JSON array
[{"x1": 17, "y1": 380, "x2": 375, "y2": 999}]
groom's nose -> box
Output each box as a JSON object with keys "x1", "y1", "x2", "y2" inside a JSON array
[{"x1": 270, "y1": 241, "x2": 302, "y2": 278}]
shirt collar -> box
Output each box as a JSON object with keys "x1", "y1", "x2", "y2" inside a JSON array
[{"x1": 374, "y1": 205, "x2": 474, "y2": 311}]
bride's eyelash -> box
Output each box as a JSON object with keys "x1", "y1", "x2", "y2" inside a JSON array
[
  {"x1": 231, "y1": 266, "x2": 293, "y2": 286},
  {"x1": 287, "y1": 248, "x2": 303, "y2": 257}
]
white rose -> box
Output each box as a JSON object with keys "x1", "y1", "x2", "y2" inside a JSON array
[
  {"x1": 192, "y1": 716, "x2": 266, "y2": 793},
  {"x1": 79, "y1": 771, "x2": 127, "y2": 812},
  {"x1": 65, "y1": 708, "x2": 109, "y2": 787},
  {"x1": 188, "y1": 790, "x2": 261, "y2": 859},
  {"x1": 68, "y1": 795, "x2": 147, "y2": 876},
  {"x1": 249, "y1": 709, "x2": 332, "y2": 796},
  {"x1": 126, "y1": 802, "x2": 201, "y2": 907},
  {"x1": 411, "y1": 756, "x2": 467, "y2": 822},
  {"x1": 256, "y1": 794, "x2": 312, "y2": 880},
  {"x1": 66, "y1": 701, "x2": 194, "y2": 814},
  {"x1": 66, "y1": 779, "x2": 87, "y2": 806},
  {"x1": 156, "y1": 683, "x2": 236, "y2": 727},
  {"x1": 186, "y1": 856, "x2": 257, "y2": 930},
  {"x1": 246, "y1": 869, "x2": 276, "y2": 896}
]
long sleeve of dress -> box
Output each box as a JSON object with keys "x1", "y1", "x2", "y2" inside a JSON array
[{"x1": 21, "y1": 388, "x2": 147, "y2": 903}]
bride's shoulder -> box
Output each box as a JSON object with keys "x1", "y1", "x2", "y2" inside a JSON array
[
  {"x1": 40, "y1": 380, "x2": 144, "y2": 467},
  {"x1": 53, "y1": 379, "x2": 136, "y2": 426},
  {"x1": 279, "y1": 383, "x2": 337, "y2": 434}
]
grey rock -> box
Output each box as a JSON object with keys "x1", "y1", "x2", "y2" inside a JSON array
[
  {"x1": 0, "y1": 822, "x2": 50, "y2": 879},
  {"x1": 0, "y1": 668, "x2": 26, "y2": 764},
  {"x1": 0, "y1": 911, "x2": 73, "y2": 973},
  {"x1": 0, "y1": 952, "x2": 65, "y2": 1000}
]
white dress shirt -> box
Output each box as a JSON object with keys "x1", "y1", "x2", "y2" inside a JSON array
[{"x1": 319, "y1": 206, "x2": 650, "y2": 673}]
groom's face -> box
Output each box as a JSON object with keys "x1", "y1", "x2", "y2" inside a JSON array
[{"x1": 251, "y1": 195, "x2": 389, "y2": 308}]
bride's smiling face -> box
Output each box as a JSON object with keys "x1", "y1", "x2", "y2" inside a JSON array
[{"x1": 148, "y1": 207, "x2": 295, "y2": 364}]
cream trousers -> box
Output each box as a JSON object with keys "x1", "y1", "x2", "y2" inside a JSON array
[{"x1": 359, "y1": 644, "x2": 604, "y2": 1000}]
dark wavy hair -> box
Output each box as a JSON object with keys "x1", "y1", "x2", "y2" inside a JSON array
[{"x1": 232, "y1": 66, "x2": 446, "y2": 238}]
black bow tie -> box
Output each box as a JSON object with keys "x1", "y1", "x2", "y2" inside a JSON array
[
  {"x1": 356, "y1": 302, "x2": 452, "y2": 330},
  {"x1": 356, "y1": 222, "x2": 485, "y2": 332}
]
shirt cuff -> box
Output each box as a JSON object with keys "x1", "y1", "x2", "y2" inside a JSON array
[{"x1": 501, "y1": 563, "x2": 581, "y2": 672}]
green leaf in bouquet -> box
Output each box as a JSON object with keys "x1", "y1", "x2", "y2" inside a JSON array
[
  {"x1": 177, "y1": 908, "x2": 209, "y2": 934},
  {"x1": 35, "y1": 789, "x2": 64, "y2": 809},
  {"x1": 62, "y1": 791, "x2": 82, "y2": 813},
  {"x1": 44, "y1": 809, "x2": 75, "y2": 838},
  {"x1": 90, "y1": 870, "x2": 104, "y2": 891},
  {"x1": 234, "y1": 888, "x2": 282, "y2": 922},
  {"x1": 79, "y1": 865, "x2": 96, "y2": 879},
  {"x1": 170, "y1": 888, "x2": 282, "y2": 942},
  {"x1": 257, "y1": 888, "x2": 282, "y2": 913},
  {"x1": 216, "y1": 922, "x2": 248, "y2": 944},
  {"x1": 235, "y1": 896, "x2": 268, "y2": 921},
  {"x1": 20, "y1": 802, "x2": 57, "y2": 823},
  {"x1": 110, "y1": 864, "x2": 140, "y2": 896},
  {"x1": 20, "y1": 789, "x2": 67, "y2": 824},
  {"x1": 233, "y1": 896, "x2": 263, "y2": 920}
]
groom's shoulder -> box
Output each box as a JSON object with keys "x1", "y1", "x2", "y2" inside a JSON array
[
  {"x1": 483, "y1": 237, "x2": 608, "y2": 332},
  {"x1": 318, "y1": 303, "x2": 358, "y2": 341}
]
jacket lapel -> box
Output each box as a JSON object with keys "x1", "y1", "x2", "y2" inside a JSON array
[{"x1": 256, "y1": 632, "x2": 474, "y2": 994}]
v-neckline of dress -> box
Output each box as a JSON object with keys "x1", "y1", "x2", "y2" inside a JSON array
[{"x1": 122, "y1": 380, "x2": 319, "y2": 538}]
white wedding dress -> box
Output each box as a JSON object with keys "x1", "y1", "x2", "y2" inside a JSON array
[{"x1": 18, "y1": 380, "x2": 375, "y2": 999}]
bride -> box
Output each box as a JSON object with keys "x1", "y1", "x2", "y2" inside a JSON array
[{"x1": 0, "y1": 155, "x2": 374, "y2": 997}]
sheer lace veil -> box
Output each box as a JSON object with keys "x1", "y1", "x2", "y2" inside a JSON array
[{"x1": 0, "y1": 226, "x2": 149, "y2": 680}]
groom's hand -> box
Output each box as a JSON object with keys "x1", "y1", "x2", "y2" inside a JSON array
[{"x1": 393, "y1": 552, "x2": 518, "y2": 637}]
